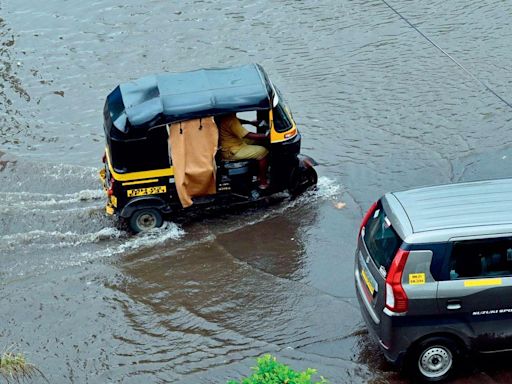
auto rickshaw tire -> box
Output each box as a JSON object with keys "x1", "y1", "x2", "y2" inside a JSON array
[
  {"x1": 305, "y1": 167, "x2": 318, "y2": 187},
  {"x1": 289, "y1": 167, "x2": 318, "y2": 197},
  {"x1": 129, "y1": 208, "x2": 163, "y2": 234},
  {"x1": 406, "y1": 336, "x2": 462, "y2": 383}
]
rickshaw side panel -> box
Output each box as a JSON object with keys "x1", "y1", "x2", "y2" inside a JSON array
[
  {"x1": 269, "y1": 133, "x2": 301, "y2": 191},
  {"x1": 106, "y1": 126, "x2": 170, "y2": 173},
  {"x1": 102, "y1": 144, "x2": 178, "y2": 220}
]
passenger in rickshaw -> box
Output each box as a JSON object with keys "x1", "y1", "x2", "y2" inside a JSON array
[{"x1": 216, "y1": 113, "x2": 270, "y2": 189}]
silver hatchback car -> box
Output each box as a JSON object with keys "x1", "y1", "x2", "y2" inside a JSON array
[{"x1": 355, "y1": 178, "x2": 512, "y2": 382}]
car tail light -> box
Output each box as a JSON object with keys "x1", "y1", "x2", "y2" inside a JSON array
[
  {"x1": 385, "y1": 249, "x2": 410, "y2": 313},
  {"x1": 359, "y1": 201, "x2": 378, "y2": 237}
]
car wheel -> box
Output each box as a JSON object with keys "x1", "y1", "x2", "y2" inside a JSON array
[
  {"x1": 409, "y1": 337, "x2": 461, "y2": 382},
  {"x1": 129, "y1": 208, "x2": 163, "y2": 233}
]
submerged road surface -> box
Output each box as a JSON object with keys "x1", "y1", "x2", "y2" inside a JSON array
[{"x1": 1, "y1": 1, "x2": 512, "y2": 383}]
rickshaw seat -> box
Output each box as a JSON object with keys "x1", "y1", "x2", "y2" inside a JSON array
[
  {"x1": 223, "y1": 160, "x2": 251, "y2": 168},
  {"x1": 221, "y1": 160, "x2": 253, "y2": 176}
]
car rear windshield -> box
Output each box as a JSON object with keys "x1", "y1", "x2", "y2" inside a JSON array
[{"x1": 363, "y1": 202, "x2": 402, "y2": 271}]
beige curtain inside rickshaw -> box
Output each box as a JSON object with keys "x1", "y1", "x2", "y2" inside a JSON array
[{"x1": 168, "y1": 117, "x2": 218, "y2": 208}]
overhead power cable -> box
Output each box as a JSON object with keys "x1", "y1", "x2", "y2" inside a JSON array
[{"x1": 381, "y1": 0, "x2": 512, "y2": 110}]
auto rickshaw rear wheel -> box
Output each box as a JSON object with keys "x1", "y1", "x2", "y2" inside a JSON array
[{"x1": 129, "y1": 208, "x2": 163, "y2": 233}]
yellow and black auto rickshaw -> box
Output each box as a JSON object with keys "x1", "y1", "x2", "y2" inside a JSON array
[{"x1": 100, "y1": 64, "x2": 317, "y2": 232}]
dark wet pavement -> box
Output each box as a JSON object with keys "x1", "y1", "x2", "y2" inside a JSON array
[{"x1": 2, "y1": 1, "x2": 512, "y2": 383}]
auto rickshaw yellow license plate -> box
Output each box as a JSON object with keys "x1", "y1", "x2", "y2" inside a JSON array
[{"x1": 127, "y1": 185, "x2": 167, "y2": 197}]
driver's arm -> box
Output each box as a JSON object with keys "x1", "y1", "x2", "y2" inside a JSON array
[
  {"x1": 238, "y1": 118, "x2": 258, "y2": 126},
  {"x1": 245, "y1": 132, "x2": 268, "y2": 142}
]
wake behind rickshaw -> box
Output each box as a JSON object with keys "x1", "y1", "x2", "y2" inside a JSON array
[{"x1": 100, "y1": 64, "x2": 317, "y2": 233}]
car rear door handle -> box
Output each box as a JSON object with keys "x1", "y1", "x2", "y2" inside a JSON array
[{"x1": 446, "y1": 300, "x2": 462, "y2": 310}]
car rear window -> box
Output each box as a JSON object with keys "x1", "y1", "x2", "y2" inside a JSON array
[{"x1": 363, "y1": 202, "x2": 402, "y2": 271}]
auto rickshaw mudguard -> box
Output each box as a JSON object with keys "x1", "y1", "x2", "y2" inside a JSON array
[
  {"x1": 297, "y1": 154, "x2": 318, "y2": 168},
  {"x1": 287, "y1": 154, "x2": 318, "y2": 196},
  {"x1": 120, "y1": 196, "x2": 172, "y2": 219}
]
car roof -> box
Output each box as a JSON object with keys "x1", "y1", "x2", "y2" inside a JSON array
[
  {"x1": 104, "y1": 63, "x2": 272, "y2": 134},
  {"x1": 384, "y1": 178, "x2": 512, "y2": 243}
]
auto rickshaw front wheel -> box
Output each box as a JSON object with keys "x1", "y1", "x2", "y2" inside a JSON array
[
  {"x1": 129, "y1": 208, "x2": 163, "y2": 233},
  {"x1": 288, "y1": 166, "x2": 318, "y2": 197}
]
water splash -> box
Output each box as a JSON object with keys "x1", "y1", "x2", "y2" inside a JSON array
[
  {"x1": 314, "y1": 176, "x2": 343, "y2": 199},
  {"x1": 206, "y1": 176, "x2": 344, "y2": 236},
  {"x1": 118, "y1": 222, "x2": 185, "y2": 252},
  {"x1": 0, "y1": 227, "x2": 124, "y2": 252},
  {"x1": 283, "y1": 176, "x2": 343, "y2": 210},
  {"x1": 0, "y1": 189, "x2": 104, "y2": 208},
  {"x1": 63, "y1": 222, "x2": 185, "y2": 267}
]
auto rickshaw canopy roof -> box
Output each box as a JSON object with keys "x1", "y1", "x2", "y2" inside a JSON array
[{"x1": 104, "y1": 63, "x2": 273, "y2": 134}]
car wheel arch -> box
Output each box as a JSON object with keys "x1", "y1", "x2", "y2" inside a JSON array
[{"x1": 407, "y1": 332, "x2": 468, "y2": 358}]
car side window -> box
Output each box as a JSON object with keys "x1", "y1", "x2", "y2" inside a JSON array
[{"x1": 450, "y1": 237, "x2": 512, "y2": 280}]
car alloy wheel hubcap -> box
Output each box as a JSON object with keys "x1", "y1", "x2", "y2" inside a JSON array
[{"x1": 418, "y1": 346, "x2": 452, "y2": 378}]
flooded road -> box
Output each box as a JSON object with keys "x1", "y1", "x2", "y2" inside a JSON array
[{"x1": 1, "y1": 0, "x2": 512, "y2": 382}]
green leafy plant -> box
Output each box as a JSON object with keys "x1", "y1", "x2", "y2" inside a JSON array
[
  {"x1": 0, "y1": 347, "x2": 46, "y2": 383},
  {"x1": 227, "y1": 354, "x2": 329, "y2": 384}
]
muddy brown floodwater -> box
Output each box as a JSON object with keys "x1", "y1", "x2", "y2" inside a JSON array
[{"x1": 2, "y1": 1, "x2": 512, "y2": 383}]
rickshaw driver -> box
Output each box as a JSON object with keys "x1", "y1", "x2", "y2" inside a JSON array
[{"x1": 216, "y1": 113, "x2": 270, "y2": 189}]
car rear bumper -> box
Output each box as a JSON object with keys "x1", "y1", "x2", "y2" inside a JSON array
[{"x1": 355, "y1": 270, "x2": 406, "y2": 366}]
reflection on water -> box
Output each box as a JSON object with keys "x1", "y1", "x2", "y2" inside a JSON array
[
  {"x1": 110, "y1": 201, "x2": 369, "y2": 382},
  {"x1": 1, "y1": 0, "x2": 512, "y2": 382}
]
